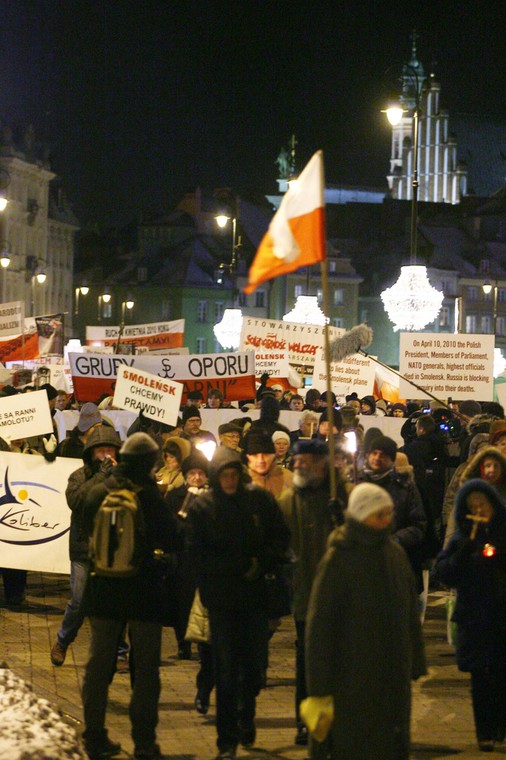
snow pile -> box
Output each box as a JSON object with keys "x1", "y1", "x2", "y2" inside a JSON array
[{"x1": 0, "y1": 666, "x2": 86, "y2": 759}]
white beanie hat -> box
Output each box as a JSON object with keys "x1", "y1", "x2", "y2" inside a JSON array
[
  {"x1": 346, "y1": 483, "x2": 393, "y2": 522},
  {"x1": 272, "y1": 430, "x2": 290, "y2": 444}
]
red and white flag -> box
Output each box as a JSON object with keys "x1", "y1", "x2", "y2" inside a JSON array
[{"x1": 244, "y1": 150, "x2": 326, "y2": 294}]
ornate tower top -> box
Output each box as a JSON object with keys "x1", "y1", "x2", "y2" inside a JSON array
[{"x1": 400, "y1": 29, "x2": 426, "y2": 111}]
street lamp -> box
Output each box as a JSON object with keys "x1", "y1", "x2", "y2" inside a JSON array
[
  {"x1": 213, "y1": 214, "x2": 243, "y2": 350},
  {"x1": 380, "y1": 56, "x2": 444, "y2": 331},
  {"x1": 482, "y1": 280, "x2": 498, "y2": 336}
]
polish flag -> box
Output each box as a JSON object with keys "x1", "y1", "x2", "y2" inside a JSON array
[{"x1": 244, "y1": 150, "x2": 326, "y2": 294}]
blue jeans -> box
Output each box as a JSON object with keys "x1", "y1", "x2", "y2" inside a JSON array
[
  {"x1": 57, "y1": 561, "x2": 129, "y2": 658},
  {"x1": 208, "y1": 606, "x2": 269, "y2": 752},
  {"x1": 57, "y1": 560, "x2": 89, "y2": 648}
]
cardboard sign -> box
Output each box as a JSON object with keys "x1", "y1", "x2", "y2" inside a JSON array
[
  {"x1": 0, "y1": 451, "x2": 80, "y2": 573},
  {"x1": 240, "y1": 317, "x2": 341, "y2": 379},
  {"x1": 312, "y1": 350, "x2": 376, "y2": 402},
  {"x1": 399, "y1": 332, "x2": 495, "y2": 401},
  {"x1": 0, "y1": 301, "x2": 25, "y2": 337},
  {"x1": 69, "y1": 351, "x2": 256, "y2": 403},
  {"x1": 86, "y1": 319, "x2": 185, "y2": 351},
  {"x1": 113, "y1": 365, "x2": 183, "y2": 425},
  {"x1": 0, "y1": 390, "x2": 53, "y2": 441}
]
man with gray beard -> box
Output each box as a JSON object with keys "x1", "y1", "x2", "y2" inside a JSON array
[{"x1": 279, "y1": 439, "x2": 353, "y2": 746}]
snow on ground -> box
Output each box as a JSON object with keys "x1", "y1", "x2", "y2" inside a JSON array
[{"x1": 0, "y1": 666, "x2": 86, "y2": 759}]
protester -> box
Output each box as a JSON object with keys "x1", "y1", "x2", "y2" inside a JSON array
[
  {"x1": 50, "y1": 426, "x2": 124, "y2": 669},
  {"x1": 217, "y1": 422, "x2": 243, "y2": 452},
  {"x1": 358, "y1": 435, "x2": 427, "y2": 590},
  {"x1": 289, "y1": 410, "x2": 319, "y2": 445},
  {"x1": 245, "y1": 432, "x2": 293, "y2": 501},
  {"x1": 155, "y1": 437, "x2": 191, "y2": 497},
  {"x1": 304, "y1": 483, "x2": 426, "y2": 759},
  {"x1": 288, "y1": 394, "x2": 305, "y2": 412},
  {"x1": 206, "y1": 388, "x2": 224, "y2": 409},
  {"x1": 188, "y1": 447, "x2": 290, "y2": 758},
  {"x1": 360, "y1": 395, "x2": 376, "y2": 416},
  {"x1": 433, "y1": 479, "x2": 506, "y2": 752},
  {"x1": 58, "y1": 402, "x2": 103, "y2": 458},
  {"x1": 164, "y1": 450, "x2": 210, "y2": 663},
  {"x1": 279, "y1": 439, "x2": 353, "y2": 746},
  {"x1": 272, "y1": 430, "x2": 293, "y2": 470},
  {"x1": 81, "y1": 432, "x2": 178, "y2": 760},
  {"x1": 180, "y1": 406, "x2": 217, "y2": 448}
]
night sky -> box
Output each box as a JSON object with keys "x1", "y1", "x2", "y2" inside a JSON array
[{"x1": 0, "y1": 0, "x2": 504, "y2": 227}]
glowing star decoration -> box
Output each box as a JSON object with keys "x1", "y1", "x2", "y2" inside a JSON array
[
  {"x1": 282, "y1": 295, "x2": 328, "y2": 325},
  {"x1": 380, "y1": 266, "x2": 444, "y2": 331}
]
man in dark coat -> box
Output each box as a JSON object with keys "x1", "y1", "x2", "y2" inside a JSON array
[
  {"x1": 50, "y1": 425, "x2": 122, "y2": 667},
  {"x1": 279, "y1": 439, "x2": 353, "y2": 746},
  {"x1": 188, "y1": 446, "x2": 290, "y2": 759},
  {"x1": 304, "y1": 483, "x2": 426, "y2": 759},
  {"x1": 81, "y1": 432, "x2": 178, "y2": 760},
  {"x1": 358, "y1": 435, "x2": 427, "y2": 588}
]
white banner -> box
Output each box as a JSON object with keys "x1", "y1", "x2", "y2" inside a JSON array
[
  {"x1": 0, "y1": 301, "x2": 25, "y2": 337},
  {"x1": 0, "y1": 390, "x2": 53, "y2": 442},
  {"x1": 239, "y1": 317, "x2": 341, "y2": 379},
  {"x1": 399, "y1": 332, "x2": 495, "y2": 401},
  {"x1": 0, "y1": 452, "x2": 80, "y2": 573},
  {"x1": 86, "y1": 319, "x2": 185, "y2": 351},
  {"x1": 312, "y1": 350, "x2": 376, "y2": 402},
  {"x1": 113, "y1": 365, "x2": 183, "y2": 425}
]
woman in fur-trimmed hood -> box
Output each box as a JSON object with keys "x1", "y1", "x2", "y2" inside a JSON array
[{"x1": 460, "y1": 446, "x2": 506, "y2": 500}]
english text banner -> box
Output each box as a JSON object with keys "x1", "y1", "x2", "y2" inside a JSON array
[{"x1": 399, "y1": 332, "x2": 495, "y2": 401}]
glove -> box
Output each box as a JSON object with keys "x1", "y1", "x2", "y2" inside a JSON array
[
  {"x1": 42, "y1": 434, "x2": 57, "y2": 454},
  {"x1": 300, "y1": 695, "x2": 334, "y2": 742}
]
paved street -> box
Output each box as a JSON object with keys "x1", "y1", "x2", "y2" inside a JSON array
[{"x1": 1, "y1": 573, "x2": 504, "y2": 759}]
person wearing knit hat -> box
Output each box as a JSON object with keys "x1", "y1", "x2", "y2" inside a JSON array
[
  {"x1": 57, "y1": 402, "x2": 105, "y2": 459},
  {"x1": 303, "y1": 484, "x2": 426, "y2": 756},
  {"x1": 359, "y1": 434, "x2": 427, "y2": 591},
  {"x1": 80, "y1": 429, "x2": 178, "y2": 759},
  {"x1": 489, "y1": 419, "x2": 506, "y2": 450},
  {"x1": 272, "y1": 430, "x2": 292, "y2": 469},
  {"x1": 246, "y1": 431, "x2": 293, "y2": 501},
  {"x1": 360, "y1": 395, "x2": 376, "y2": 416},
  {"x1": 389, "y1": 402, "x2": 407, "y2": 418},
  {"x1": 180, "y1": 405, "x2": 216, "y2": 448},
  {"x1": 279, "y1": 433, "x2": 353, "y2": 746}
]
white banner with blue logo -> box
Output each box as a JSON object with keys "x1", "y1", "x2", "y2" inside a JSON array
[{"x1": 0, "y1": 452, "x2": 80, "y2": 574}]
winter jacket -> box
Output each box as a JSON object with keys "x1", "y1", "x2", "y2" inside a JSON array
[
  {"x1": 306, "y1": 516, "x2": 426, "y2": 760},
  {"x1": 188, "y1": 447, "x2": 290, "y2": 612},
  {"x1": 81, "y1": 461, "x2": 178, "y2": 622},
  {"x1": 433, "y1": 478, "x2": 506, "y2": 672},
  {"x1": 279, "y1": 470, "x2": 353, "y2": 621},
  {"x1": 247, "y1": 463, "x2": 293, "y2": 502},
  {"x1": 64, "y1": 426, "x2": 121, "y2": 561}
]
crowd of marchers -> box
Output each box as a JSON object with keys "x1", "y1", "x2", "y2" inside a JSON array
[{"x1": 1, "y1": 380, "x2": 505, "y2": 759}]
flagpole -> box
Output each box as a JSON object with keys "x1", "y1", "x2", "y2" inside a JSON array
[{"x1": 320, "y1": 256, "x2": 337, "y2": 503}]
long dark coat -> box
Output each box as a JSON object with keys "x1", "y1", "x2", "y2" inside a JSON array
[
  {"x1": 306, "y1": 517, "x2": 426, "y2": 760},
  {"x1": 433, "y1": 478, "x2": 506, "y2": 672}
]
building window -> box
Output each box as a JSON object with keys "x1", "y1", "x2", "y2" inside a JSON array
[
  {"x1": 196, "y1": 338, "x2": 207, "y2": 353},
  {"x1": 328, "y1": 260, "x2": 337, "y2": 273},
  {"x1": 481, "y1": 315, "x2": 492, "y2": 334},
  {"x1": 465, "y1": 314, "x2": 476, "y2": 333},
  {"x1": 137, "y1": 266, "x2": 147, "y2": 282},
  {"x1": 237, "y1": 291, "x2": 247, "y2": 307},
  {"x1": 439, "y1": 306, "x2": 450, "y2": 327},
  {"x1": 483, "y1": 290, "x2": 492, "y2": 302},
  {"x1": 161, "y1": 299, "x2": 172, "y2": 320},
  {"x1": 498, "y1": 289, "x2": 506, "y2": 303},
  {"x1": 360, "y1": 309, "x2": 368, "y2": 323},
  {"x1": 215, "y1": 301, "x2": 224, "y2": 322},
  {"x1": 468, "y1": 286, "x2": 477, "y2": 301},
  {"x1": 333, "y1": 288, "x2": 344, "y2": 306},
  {"x1": 497, "y1": 317, "x2": 506, "y2": 337},
  {"x1": 197, "y1": 300, "x2": 208, "y2": 322},
  {"x1": 294, "y1": 284, "x2": 304, "y2": 297},
  {"x1": 255, "y1": 290, "x2": 266, "y2": 308},
  {"x1": 333, "y1": 317, "x2": 344, "y2": 328},
  {"x1": 101, "y1": 301, "x2": 112, "y2": 320},
  {"x1": 480, "y1": 259, "x2": 490, "y2": 274},
  {"x1": 317, "y1": 288, "x2": 323, "y2": 304},
  {"x1": 441, "y1": 279, "x2": 451, "y2": 293}
]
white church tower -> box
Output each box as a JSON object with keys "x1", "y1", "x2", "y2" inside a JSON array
[{"x1": 387, "y1": 34, "x2": 467, "y2": 204}]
